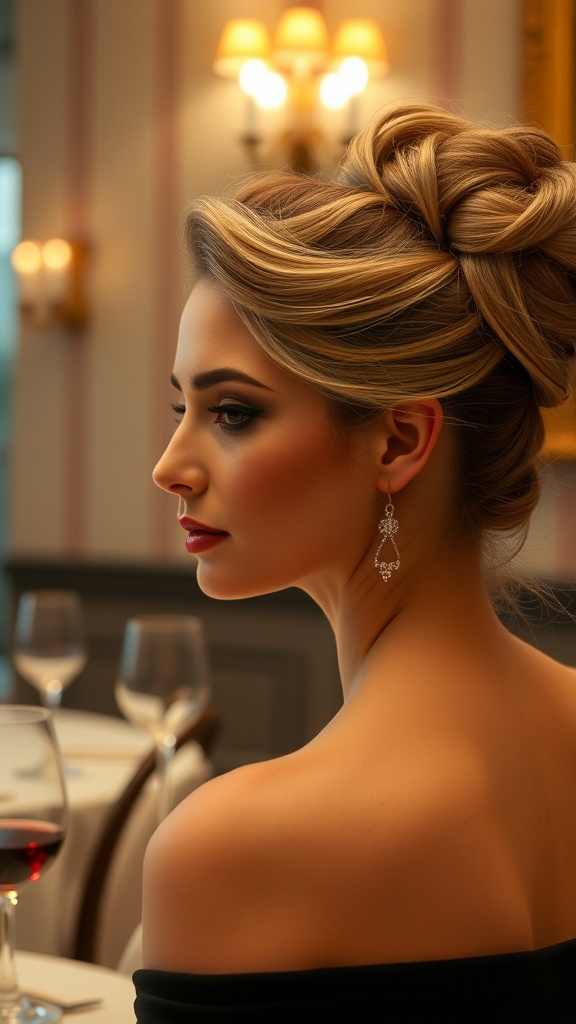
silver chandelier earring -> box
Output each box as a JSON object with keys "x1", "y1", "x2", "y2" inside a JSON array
[{"x1": 374, "y1": 489, "x2": 400, "y2": 582}]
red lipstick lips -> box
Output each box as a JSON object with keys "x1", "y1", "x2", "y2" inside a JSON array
[{"x1": 179, "y1": 517, "x2": 229, "y2": 555}]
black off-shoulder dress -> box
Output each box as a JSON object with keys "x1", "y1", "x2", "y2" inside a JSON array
[{"x1": 133, "y1": 937, "x2": 576, "y2": 1022}]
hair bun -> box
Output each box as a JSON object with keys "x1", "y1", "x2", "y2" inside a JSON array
[
  {"x1": 445, "y1": 148, "x2": 576, "y2": 261},
  {"x1": 339, "y1": 105, "x2": 576, "y2": 408}
]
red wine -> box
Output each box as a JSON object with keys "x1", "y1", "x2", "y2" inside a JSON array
[{"x1": 0, "y1": 819, "x2": 64, "y2": 890}]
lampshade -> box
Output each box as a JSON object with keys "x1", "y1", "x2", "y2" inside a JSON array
[
  {"x1": 273, "y1": 7, "x2": 330, "y2": 72},
  {"x1": 332, "y1": 19, "x2": 389, "y2": 76},
  {"x1": 213, "y1": 19, "x2": 271, "y2": 78}
]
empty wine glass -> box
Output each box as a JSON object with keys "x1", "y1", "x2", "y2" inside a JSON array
[
  {"x1": 115, "y1": 614, "x2": 211, "y2": 823},
  {"x1": 0, "y1": 705, "x2": 68, "y2": 1023},
  {"x1": 12, "y1": 591, "x2": 87, "y2": 711}
]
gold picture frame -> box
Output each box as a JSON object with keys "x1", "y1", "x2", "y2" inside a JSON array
[{"x1": 522, "y1": 0, "x2": 576, "y2": 459}]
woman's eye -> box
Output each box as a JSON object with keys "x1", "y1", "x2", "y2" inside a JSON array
[
  {"x1": 171, "y1": 402, "x2": 185, "y2": 422},
  {"x1": 208, "y1": 403, "x2": 263, "y2": 434}
]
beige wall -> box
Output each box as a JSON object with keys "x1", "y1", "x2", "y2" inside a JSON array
[{"x1": 10, "y1": 0, "x2": 522, "y2": 564}]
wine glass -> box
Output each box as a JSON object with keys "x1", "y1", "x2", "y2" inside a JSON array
[
  {"x1": 0, "y1": 704, "x2": 68, "y2": 1023},
  {"x1": 115, "y1": 614, "x2": 211, "y2": 824},
  {"x1": 12, "y1": 591, "x2": 87, "y2": 711}
]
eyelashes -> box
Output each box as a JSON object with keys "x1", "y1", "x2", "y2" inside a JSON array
[
  {"x1": 170, "y1": 402, "x2": 263, "y2": 434},
  {"x1": 208, "y1": 403, "x2": 263, "y2": 433}
]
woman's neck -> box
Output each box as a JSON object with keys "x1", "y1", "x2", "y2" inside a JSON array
[{"x1": 304, "y1": 536, "x2": 505, "y2": 701}]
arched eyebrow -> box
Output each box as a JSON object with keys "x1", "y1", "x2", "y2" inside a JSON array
[{"x1": 170, "y1": 369, "x2": 274, "y2": 392}]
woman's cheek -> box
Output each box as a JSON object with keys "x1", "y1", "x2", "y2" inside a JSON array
[{"x1": 227, "y1": 445, "x2": 313, "y2": 509}]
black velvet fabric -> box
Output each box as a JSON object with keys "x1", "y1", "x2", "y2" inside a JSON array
[{"x1": 133, "y1": 937, "x2": 576, "y2": 1022}]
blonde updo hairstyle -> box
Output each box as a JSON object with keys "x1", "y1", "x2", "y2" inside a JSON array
[{"x1": 184, "y1": 104, "x2": 576, "y2": 556}]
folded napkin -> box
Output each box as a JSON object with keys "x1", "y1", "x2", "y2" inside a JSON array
[{"x1": 23, "y1": 989, "x2": 103, "y2": 1012}]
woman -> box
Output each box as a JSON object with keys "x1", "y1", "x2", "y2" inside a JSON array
[{"x1": 134, "y1": 104, "x2": 576, "y2": 1021}]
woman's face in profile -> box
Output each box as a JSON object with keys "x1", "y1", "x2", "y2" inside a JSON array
[{"x1": 153, "y1": 278, "x2": 382, "y2": 601}]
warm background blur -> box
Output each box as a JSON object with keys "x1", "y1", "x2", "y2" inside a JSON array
[
  {"x1": 0, "y1": 0, "x2": 574, "y2": 770},
  {"x1": 4, "y1": 0, "x2": 529, "y2": 565}
]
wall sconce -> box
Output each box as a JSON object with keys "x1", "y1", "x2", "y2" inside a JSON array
[
  {"x1": 214, "y1": 7, "x2": 389, "y2": 173},
  {"x1": 11, "y1": 237, "x2": 90, "y2": 332}
]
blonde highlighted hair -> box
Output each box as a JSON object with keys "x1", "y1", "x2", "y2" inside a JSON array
[{"x1": 183, "y1": 104, "x2": 576, "y2": 545}]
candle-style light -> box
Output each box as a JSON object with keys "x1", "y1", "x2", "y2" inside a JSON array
[
  {"x1": 11, "y1": 237, "x2": 89, "y2": 332},
  {"x1": 213, "y1": 7, "x2": 389, "y2": 173}
]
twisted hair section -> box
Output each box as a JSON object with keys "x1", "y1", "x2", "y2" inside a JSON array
[{"x1": 183, "y1": 104, "x2": 576, "y2": 546}]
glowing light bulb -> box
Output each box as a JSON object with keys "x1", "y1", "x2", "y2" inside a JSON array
[
  {"x1": 338, "y1": 56, "x2": 369, "y2": 96},
  {"x1": 239, "y1": 59, "x2": 269, "y2": 97},
  {"x1": 11, "y1": 240, "x2": 42, "y2": 275},
  {"x1": 320, "y1": 71, "x2": 350, "y2": 110},
  {"x1": 11, "y1": 240, "x2": 43, "y2": 305},
  {"x1": 239, "y1": 60, "x2": 287, "y2": 109},
  {"x1": 42, "y1": 238, "x2": 72, "y2": 270},
  {"x1": 256, "y1": 71, "x2": 287, "y2": 109},
  {"x1": 42, "y1": 238, "x2": 73, "y2": 303}
]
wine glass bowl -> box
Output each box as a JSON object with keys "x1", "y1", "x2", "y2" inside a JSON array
[
  {"x1": 12, "y1": 590, "x2": 87, "y2": 711},
  {"x1": 115, "y1": 614, "x2": 212, "y2": 822},
  {"x1": 0, "y1": 705, "x2": 68, "y2": 1023}
]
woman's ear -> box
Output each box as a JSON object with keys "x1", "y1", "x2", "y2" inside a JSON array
[{"x1": 375, "y1": 400, "x2": 443, "y2": 494}]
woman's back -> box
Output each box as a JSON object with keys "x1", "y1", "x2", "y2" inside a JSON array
[
  {"x1": 143, "y1": 621, "x2": 576, "y2": 975},
  {"x1": 137, "y1": 632, "x2": 576, "y2": 1022}
]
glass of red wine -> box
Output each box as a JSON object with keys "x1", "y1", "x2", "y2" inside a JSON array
[{"x1": 0, "y1": 705, "x2": 68, "y2": 1023}]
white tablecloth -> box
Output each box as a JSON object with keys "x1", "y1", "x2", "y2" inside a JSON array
[
  {"x1": 16, "y1": 951, "x2": 136, "y2": 1022},
  {"x1": 15, "y1": 709, "x2": 153, "y2": 959}
]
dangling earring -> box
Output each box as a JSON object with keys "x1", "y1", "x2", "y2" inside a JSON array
[{"x1": 374, "y1": 488, "x2": 400, "y2": 582}]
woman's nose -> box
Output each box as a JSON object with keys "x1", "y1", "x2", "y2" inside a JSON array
[{"x1": 152, "y1": 432, "x2": 208, "y2": 495}]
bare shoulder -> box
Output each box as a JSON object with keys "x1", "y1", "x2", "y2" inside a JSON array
[
  {"x1": 142, "y1": 753, "x2": 317, "y2": 973},
  {"x1": 141, "y1": 739, "x2": 521, "y2": 973},
  {"x1": 146, "y1": 754, "x2": 300, "y2": 867}
]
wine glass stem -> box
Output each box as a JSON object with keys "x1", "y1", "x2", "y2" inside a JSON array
[
  {"x1": 156, "y1": 735, "x2": 177, "y2": 826},
  {"x1": 0, "y1": 893, "x2": 20, "y2": 1009},
  {"x1": 41, "y1": 686, "x2": 62, "y2": 712}
]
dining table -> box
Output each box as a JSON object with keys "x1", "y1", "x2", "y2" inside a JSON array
[
  {"x1": 14, "y1": 707, "x2": 154, "y2": 960},
  {"x1": 15, "y1": 950, "x2": 136, "y2": 1022}
]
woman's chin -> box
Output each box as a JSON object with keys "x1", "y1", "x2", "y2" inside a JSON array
[
  {"x1": 194, "y1": 563, "x2": 256, "y2": 601},
  {"x1": 195, "y1": 563, "x2": 291, "y2": 602}
]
